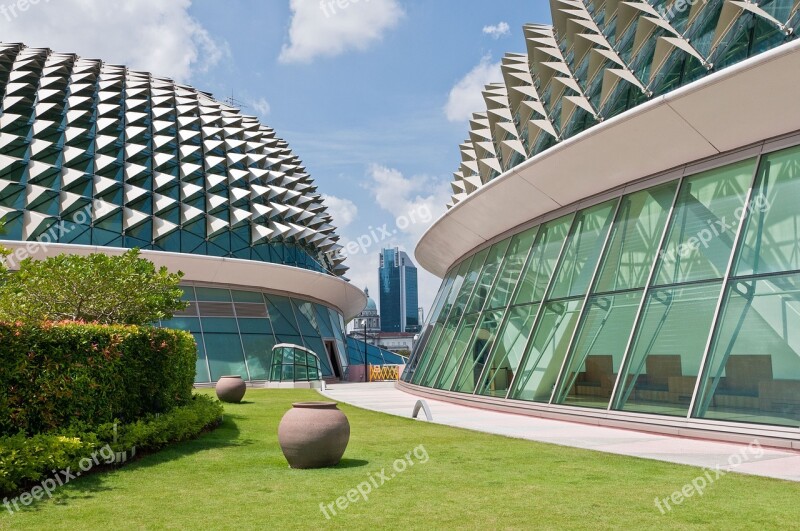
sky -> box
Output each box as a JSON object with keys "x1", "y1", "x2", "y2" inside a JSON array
[{"x1": 0, "y1": 0, "x2": 552, "y2": 319}]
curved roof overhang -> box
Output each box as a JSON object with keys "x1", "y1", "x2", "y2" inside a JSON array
[
  {"x1": 0, "y1": 241, "x2": 367, "y2": 320},
  {"x1": 416, "y1": 39, "x2": 800, "y2": 277}
]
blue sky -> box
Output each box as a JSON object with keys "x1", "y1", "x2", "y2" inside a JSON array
[{"x1": 0, "y1": 0, "x2": 552, "y2": 315}]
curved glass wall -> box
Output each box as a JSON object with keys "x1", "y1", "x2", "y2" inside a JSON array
[
  {"x1": 160, "y1": 284, "x2": 350, "y2": 384},
  {"x1": 269, "y1": 344, "x2": 323, "y2": 382},
  {"x1": 405, "y1": 141, "x2": 800, "y2": 429}
]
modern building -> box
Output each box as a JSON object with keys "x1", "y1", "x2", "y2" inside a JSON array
[
  {"x1": 379, "y1": 247, "x2": 420, "y2": 333},
  {"x1": 0, "y1": 42, "x2": 369, "y2": 384},
  {"x1": 403, "y1": 1, "x2": 800, "y2": 445}
]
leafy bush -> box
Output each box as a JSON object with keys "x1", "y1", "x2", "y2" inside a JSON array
[
  {"x1": 0, "y1": 248, "x2": 187, "y2": 325},
  {"x1": 0, "y1": 322, "x2": 197, "y2": 436},
  {"x1": 0, "y1": 395, "x2": 223, "y2": 495},
  {"x1": 0, "y1": 243, "x2": 8, "y2": 284},
  {"x1": 0, "y1": 432, "x2": 97, "y2": 494}
]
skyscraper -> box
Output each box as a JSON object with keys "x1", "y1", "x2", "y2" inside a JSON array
[{"x1": 379, "y1": 247, "x2": 419, "y2": 333}]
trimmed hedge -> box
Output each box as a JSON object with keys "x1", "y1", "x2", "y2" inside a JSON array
[
  {"x1": 0, "y1": 395, "x2": 223, "y2": 495},
  {"x1": 0, "y1": 321, "x2": 197, "y2": 436}
]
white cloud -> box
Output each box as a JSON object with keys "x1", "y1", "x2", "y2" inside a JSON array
[
  {"x1": 321, "y1": 194, "x2": 358, "y2": 228},
  {"x1": 279, "y1": 0, "x2": 404, "y2": 64},
  {"x1": 444, "y1": 55, "x2": 502, "y2": 122},
  {"x1": 247, "y1": 97, "x2": 271, "y2": 118},
  {"x1": 0, "y1": 0, "x2": 227, "y2": 83},
  {"x1": 482, "y1": 21, "x2": 510, "y2": 39},
  {"x1": 366, "y1": 164, "x2": 450, "y2": 242}
]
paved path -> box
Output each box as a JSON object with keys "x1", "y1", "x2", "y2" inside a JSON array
[{"x1": 321, "y1": 382, "x2": 800, "y2": 482}]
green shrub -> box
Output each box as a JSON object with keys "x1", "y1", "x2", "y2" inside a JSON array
[
  {"x1": 0, "y1": 432, "x2": 98, "y2": 494},
  {"x1": 0, "y1": 249, "x2": 187, "y2": 325},
  {"x1": 0, "y1": 322, "x2": 197, "y2": 436},
  {"x1": 0, "y1": 395, "x2": 223, "y2": 495}
]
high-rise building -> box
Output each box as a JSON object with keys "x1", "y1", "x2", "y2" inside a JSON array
[
  {"x1": 379, "y1": 247, "x2": 419, "y2": 333},
  {"x1": 403, "y1": 1, "x2": 800, "y2": 443}
]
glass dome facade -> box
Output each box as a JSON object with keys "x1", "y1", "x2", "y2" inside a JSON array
[
  {"x1": 0, "y1": 43, "x2": 347, "y2": 276},
  {"x1": 269, "y1": 344, "x2": 323, "y2": 383}
]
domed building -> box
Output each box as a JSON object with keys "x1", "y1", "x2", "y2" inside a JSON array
[
  {"x1": 404, "y1": 1, "x2": 800, "y2": 445},
  {"x1": 0, "y1": 42, "x2": 367, "y2": 384},
  {"x1": 354, "y1": 287, "x2": 381, "y2": 336}
]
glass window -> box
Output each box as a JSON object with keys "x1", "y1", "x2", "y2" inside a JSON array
[
  {"x1": 194, "y1": 337, "x2": 210, "y2": 383},
  {"x1": 201, "y1": 317, "x2": 239, "y2": 334},
  {"x1": 594, "y1": 183, "x2": 677, "y2": 293},
  {"x1": 204, "y1": 332, "x2": 247, "y2": 380},
  {"x1": 313, "y1": 304, "x2": 336, "y2": 338},
  {"x1": 417, "y1": 319, "x2": 460, "y2": 387},
  {"x1": 513, "y1": 214, "x2": 574, "y2": 305},
  {"x1": 449, "y1": 248, "x2": 490, "y2": 322},
  {"x1": 433, "y1": 313, "x2": 479, "y2": 390},
  {"x1": 303, "y1": 336, "x2": 332, "y2": 376},
  {"x1": 511, "y1": 299, "x2": 584, "y2": 402},
  {"x1": 194, "y1": 287, "x2": 232, "y2": 302},
  {"x1": 487, "y1": 227, "x2": 538, "y2": 309},
  {"x1": 436, "y1": 259, "x2": 472, "y2": 324},
  {"x1": 549, "y1": 201, "x2": 617, "y2": 299},
  {"x1": 237, "y1": 318, "x2": 274, "y2": 335},
  {"x1": 554, "y1": 291, "x2": 643, "y2": 408},
  {"x1": 654, "y1": 159, "x2": 755, "y2": 286},
  {"x1": 160, "y1": 316, "x2": 202, "y2": 333},
  {"x1": 241, "y1": 334, "x2": 275, "y2": 380},
  {"x1": 476, "y1": 304, "x2": 540, "y2": 397},
  {"x1": 291, "y1": 299, "x2": 320, "y2": 337},
  {"x1": 466, "y1": 240, "x2": 511, "y2": 314},
  {"x1": 409, "y1": 323, "x2": 445, "y2": 385},
  {"x1": 694, "y1": 274, "x2": 800, "y2": 427},
  {"x1": 735, "y1": 146, "x2": 800, "y2": 276},
  {"x1": 231, "y1": 289, "x2": 264, "y2": 303},
  {"x1": 426, "y1": 269, "x2": 458, "y2": 324},
  {"x1": 265, "y1": 294, "x2": 301, "y2": 335},
  {"x1": 179, "y1": 285, "x2": 196, "y2": 302},
  {"x1": 614, "y1": 282, "x2": 722, "y2": 416},
  {"x1": 451, "y1": 310, "x2": 506, "y2": 394}
]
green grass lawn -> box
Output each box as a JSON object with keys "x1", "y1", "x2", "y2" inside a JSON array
[{"x1": 1, "y1": 389, "x2": 798, "y2": 530}]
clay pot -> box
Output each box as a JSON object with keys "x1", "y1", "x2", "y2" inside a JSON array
[
  {"x1": 216, "y1": 375, "x2": 246, "y2": 403},
  {"x1": 278, "y1": 402, "x2": 350, "y2": 469}
]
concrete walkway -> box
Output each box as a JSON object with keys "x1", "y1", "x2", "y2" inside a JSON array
[{"x1": 321, "y1": 382, "x2": 800, "y2": 482}]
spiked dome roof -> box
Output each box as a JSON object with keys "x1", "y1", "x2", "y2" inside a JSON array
[{"x1": 0, "y1": 42, "x2": 348, "y2": 276}]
